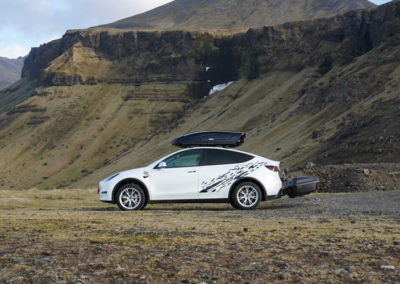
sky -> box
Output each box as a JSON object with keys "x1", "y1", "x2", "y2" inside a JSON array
[{"x1": 0, "y1": 0, "x2": 392, "y2": 58}]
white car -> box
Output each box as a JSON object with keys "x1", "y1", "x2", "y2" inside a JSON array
[{"x1": 98, "y1": 147, "x2": 282, "y2": 210}]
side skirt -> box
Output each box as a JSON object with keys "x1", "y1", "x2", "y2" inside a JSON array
[
  {"x1": 265, "y1": 194, "x2": 282, "y2": 201},
  {"x1": 149, "y1": 199, "x2": 230, "y2": 204}
]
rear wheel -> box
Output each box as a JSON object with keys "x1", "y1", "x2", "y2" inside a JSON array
[
  {"x1": 231, "y1": 182, "x2": 261, "y2": 210},
  {"x1": 116, "y1": 183, "x2": 146, "y2": 210}
]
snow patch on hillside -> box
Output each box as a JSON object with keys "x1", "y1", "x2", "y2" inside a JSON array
[{"x1": 209, "y1": 81, "x2": 234, "y2": 96}]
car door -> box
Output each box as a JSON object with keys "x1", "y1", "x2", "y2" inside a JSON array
[
  {"x1": 150, "y1": 149, "x2": 203, "y2": 200},
  {"x1": 198, "y1": 149, "x2": 255, "y2": 199}
]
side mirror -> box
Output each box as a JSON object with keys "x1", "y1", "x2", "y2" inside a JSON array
[{"x1": 158, "y1": 162, "x2": 167, "y2": 168}]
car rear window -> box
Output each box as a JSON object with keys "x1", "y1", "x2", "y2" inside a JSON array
[{"x1": 202, "y1": 149, "x2": 254, "y2": 166}]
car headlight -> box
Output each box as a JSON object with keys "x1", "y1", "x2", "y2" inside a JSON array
[{"x1": 106, "y1": 173, "x2": 120, "y2": 181}]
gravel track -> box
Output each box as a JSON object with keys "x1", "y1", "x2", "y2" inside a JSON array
[
  {"x1": 141, "y1": 190, "x2": 400, "y2": 219},
  {"x1": 263, "y1": 190, "x2": 400, "y2": 218}
]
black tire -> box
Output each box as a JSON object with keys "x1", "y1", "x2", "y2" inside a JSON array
[
  {"x1": 230, "y1": 202, "x2": 240, "y2": 209},
  {"x1": 231, "y1": 182, "x2": 262, "y2": 210},
  {"x1": 116, "y1": 183, "x2": 147, "y2": 211}
]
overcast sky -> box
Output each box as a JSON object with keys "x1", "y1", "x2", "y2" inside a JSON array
[{"x1": 0, "y1": 0, "x2": 392, "y2": 58}]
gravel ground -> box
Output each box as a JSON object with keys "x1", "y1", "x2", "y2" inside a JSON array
[
  {"x1": 1, "y1": 189, "x2": 399, "y2": 283},
  {"x1": 263, "y1": 190, "x2": 400, "y2": 217},
  {"x1": 141, "y1": 190, "x2": 400, "y2": 218}
]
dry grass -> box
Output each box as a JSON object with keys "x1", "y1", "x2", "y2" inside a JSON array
[{"x1": 0, "y1": 189, "x2": 399, "y2": 283}]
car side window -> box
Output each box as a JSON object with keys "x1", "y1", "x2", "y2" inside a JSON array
[
  {"x1": 163, "y1": 149, "x2": 203, "y2": 168},
  {"x1": 203, "y1": 149, "x2": 254, "y2": 166}
]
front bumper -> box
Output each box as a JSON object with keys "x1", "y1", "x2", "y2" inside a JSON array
[{"x1": 98, "y1": 180, "x2": 114, "y2": 202}]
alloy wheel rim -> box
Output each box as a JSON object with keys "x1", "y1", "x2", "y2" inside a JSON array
[
  {"x1": 237, "y1": 185, "x2": 258, "y2": 207},
  {"x1": 120, "y1": 188, "x2": 141, "y2": 209}
]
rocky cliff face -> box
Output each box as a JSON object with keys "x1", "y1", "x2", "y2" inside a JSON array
[
  {"x1": 100, "y1": 0, "x2": 376, "y2": 31},
  {"x1": 0, "y1": 57, "x2": 24, "y2": 89},
  {"x1": 0, "y1": 2, "x2": 399, "y2": 189}
]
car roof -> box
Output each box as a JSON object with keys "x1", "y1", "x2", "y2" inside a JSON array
[
  {"x1": 147, "y1": 146, "x2": 278, "y2": 168},
  {"x1": 176, "y1": 146, "x2": 257, "y2": 156}
]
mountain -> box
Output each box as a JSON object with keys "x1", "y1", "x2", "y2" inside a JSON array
[
  {"x1": 0, "y1": 1, "x2": 399, "y2": 190},
  {"x1": 100, "y1": 0, "x2": 376, "y2": 31},
  {"x1": 0, "y1": 57, "x2": 24, "y2": 89}
]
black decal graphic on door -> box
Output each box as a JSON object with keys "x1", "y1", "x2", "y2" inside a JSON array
[{"x1": 200, "y1": 162, "x2": 265, "y2": 193}]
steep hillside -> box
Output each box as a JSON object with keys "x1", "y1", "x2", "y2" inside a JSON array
[
  {"x1": 100, "y1": 0, "x2": 376, "y2": 31},
  {"x1": 0, "y1": 2, "x2": 399, "y2": 190},
  {"x1": 0, "y1": 57, "x2": 24, "y2": 89}
]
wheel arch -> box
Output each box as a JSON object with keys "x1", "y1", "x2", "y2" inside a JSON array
[
  {"x1": 112, "y1": 178, "x2": 150, "y2": 204},
  {"x1": 229, "y1": 177, "x2": 267, "y2": 201}
]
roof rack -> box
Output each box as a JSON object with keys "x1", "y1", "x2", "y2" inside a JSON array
[{"x1": 171, "y1": 131, "x2": 246, "y2": 148}]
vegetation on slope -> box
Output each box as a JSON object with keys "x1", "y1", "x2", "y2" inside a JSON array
[{"x1": 0, "y1": 2, "x2": 399, "y2": 189}]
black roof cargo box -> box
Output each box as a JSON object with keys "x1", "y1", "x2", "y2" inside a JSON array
[{"x1": 172, "y1": 131, "x2": 245, "y2": 148}]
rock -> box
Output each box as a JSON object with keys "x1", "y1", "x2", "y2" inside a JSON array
[
  {"x1": 10, "y1": 257, "x2": 22, "y2": 263},
  {"x1": 306, "y1": 162, "x2": 316, "y2": 169},
  {"x1": 278, "y1": 273, "x2": 290, "y2": 280},
  {"x1": 311, "y1": 131, "x2": 321, "y2": 139},
  {"x1": 348, "y1": 266, "x2": 357, "y2": 273},
  {"x1": 380, "y1": 265, "x2": 395, "y2": 270},
  {"x1": 9, "y1": 276, "x2": 24, "y2": 283},
  {"x1": 215, "y1": 278, "x2": 230, "y2": 284},
  {"x1": 176, "y1": 266, "x2": 193, "y2": 277},
  {"x1": 335, "y1": 267, "x2": 351, "y2": 276}
]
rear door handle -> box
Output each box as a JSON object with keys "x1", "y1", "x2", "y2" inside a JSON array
[{"x1": 188, "y1": 170, "x2": 197, "y2": 173}]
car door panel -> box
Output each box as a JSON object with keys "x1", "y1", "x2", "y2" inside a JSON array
[
  {"x1": 198, "y1": 164, "x2": 235, "y2": 199},
  {"x1": 149, "y1": 149, "x2": 203, "y2": 200},
  {"x1": 150, "y1": 167, "x2": 200, "y2": 200},
  {"x1": 198, "y1": 149, "x2": 255, "y2": 199}
]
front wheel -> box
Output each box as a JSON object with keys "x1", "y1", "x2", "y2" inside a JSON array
[
  {"x1": 231, "y1": 182, "x2": 261, "y2": 210},
  {"x1": 116, "y1": 183, "x2": 146, "y2": 210}
]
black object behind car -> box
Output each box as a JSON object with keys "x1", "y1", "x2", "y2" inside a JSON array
[
  {"x1": 172, "y1": 131, "x2": 246, "y2": 148},
  {"x1": 283, "y1": 176, "x2": 319, "y2": 198}
]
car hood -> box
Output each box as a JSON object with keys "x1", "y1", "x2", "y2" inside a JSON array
[
  {"x1": 119, "y1": 167, "x2": 148, "y2": 178},
  {"x1": 102, "y1": 167, "x2": 148, "y2": 183}
]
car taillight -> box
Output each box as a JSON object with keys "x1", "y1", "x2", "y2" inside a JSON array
[{"x1": 266, "y1": 166, "x2": 279, "y2": 172}]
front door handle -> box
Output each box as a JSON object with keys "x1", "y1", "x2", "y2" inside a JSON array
[{"x1": 188, "y1": 170, "x2": 197, "y2": 173}]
